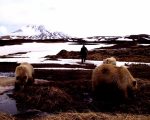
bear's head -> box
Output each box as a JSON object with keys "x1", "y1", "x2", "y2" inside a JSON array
[
  {"x1": 15, "y1": 66, "x2": 29, "y2": 90},
  {"x1": 103, "y1": 57, "x2": 116, "y2": 65}
]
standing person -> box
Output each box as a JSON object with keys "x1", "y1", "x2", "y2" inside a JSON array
[{"x1": 80, "y1": 44, "x2": 88, "y2": 63}]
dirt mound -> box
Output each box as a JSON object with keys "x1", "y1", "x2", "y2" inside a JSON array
[
  {"x1": 12, "y1": 85, "x2": 72, "y2": 113},
  {"x1": 128, "y1": 64, "x2": 150, "y2": 79},
  {"x1": 45, "y1": 45, "x2": 150, "y2": 63},
  {"x1": 0, "y1": 112, "x2": 14, "y2": 120},
  {"x1": 10, "y1": 78, "x2": 150, "y2": 115},
  {"x1": 32, "y1": 112, "x2": 150, "y2": 120},
  {"x1": 57, "y1": 50, "x2": 80, "y2": 59}
]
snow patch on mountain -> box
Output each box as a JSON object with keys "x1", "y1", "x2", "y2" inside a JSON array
[
  {"x1": 8, "y1": 25, "x2": 69, "y2": 40},
  {"x1": 12, "y1": 25, "x2": 40, "y2": 36}
]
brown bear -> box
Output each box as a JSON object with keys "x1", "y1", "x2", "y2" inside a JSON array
[
  {"x1": 92, "y1": 64, "x2": 137, "y2": 100},
  {"x1": 103, "y1": 57, "x2": 116, "y2": 65},
  {"x1": 15, "y1": 62, "x2": 34, "y2": 90}
]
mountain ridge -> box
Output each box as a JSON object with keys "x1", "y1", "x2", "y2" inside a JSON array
[{"x1": 0, "y1": 25, "x2": 69, "y2": 40}]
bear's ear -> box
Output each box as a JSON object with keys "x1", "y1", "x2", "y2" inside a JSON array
[{"x1": 132, "y1": 80, "x2": 137, "y2": 86}]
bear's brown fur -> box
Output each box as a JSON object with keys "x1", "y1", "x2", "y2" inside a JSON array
[
  {"x1": 92, "y1": 64, "x2": 137, "y2": 99},
  {"x1": 15, "y1": 62, "x2": 34, "y2": 90},
  {"x1": 103, "y1": 57, "x2": 116, "y2": 65}
]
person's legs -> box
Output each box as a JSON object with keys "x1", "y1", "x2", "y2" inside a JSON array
[
  {"x1": 84, "y1": 56, "x2": 87, "y2": 63},
  {"x1": 81, "y1": 57, "x2": 84, "y2": 63},
  {"x1": 83, "y1": 58, "x2": 85, "y2": 62}
]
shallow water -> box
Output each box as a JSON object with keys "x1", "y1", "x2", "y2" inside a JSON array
[
  {"x1": 0, "y1": 91, "x2": 48, "y2": 116},
  {"x1": 0, "y1": 78, "x2": 48, "y2": 115},
  {"x1": 0, "y1": 92, "x2": 18, "y2": 115},
  {"x1": 0, "y1": 72, "x2": 14, "y2": 77}
]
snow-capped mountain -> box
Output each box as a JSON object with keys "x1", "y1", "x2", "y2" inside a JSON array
[{"x1": 4, "y1": 25, "x2": 69, "y2": 40}]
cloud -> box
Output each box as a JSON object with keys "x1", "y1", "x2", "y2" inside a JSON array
[
  {"x1": 0, "y1": 0, "x2": 150, "y2": 37},
  {"x1": 0, "y1": 26, "x2": 9, "y2": 35}
]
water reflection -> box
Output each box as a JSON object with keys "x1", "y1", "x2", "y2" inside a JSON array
[{"x1": 0, "y1": 93, "x2": 18, "y2": 115}]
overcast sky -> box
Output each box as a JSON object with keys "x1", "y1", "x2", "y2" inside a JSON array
[{"x1": 0, "y1": 0, "x2": 150, "y2": 37}]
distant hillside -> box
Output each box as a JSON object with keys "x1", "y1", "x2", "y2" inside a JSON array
[{"x1": 0, "y1": 25, "x2": 70, "y2": 40}]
